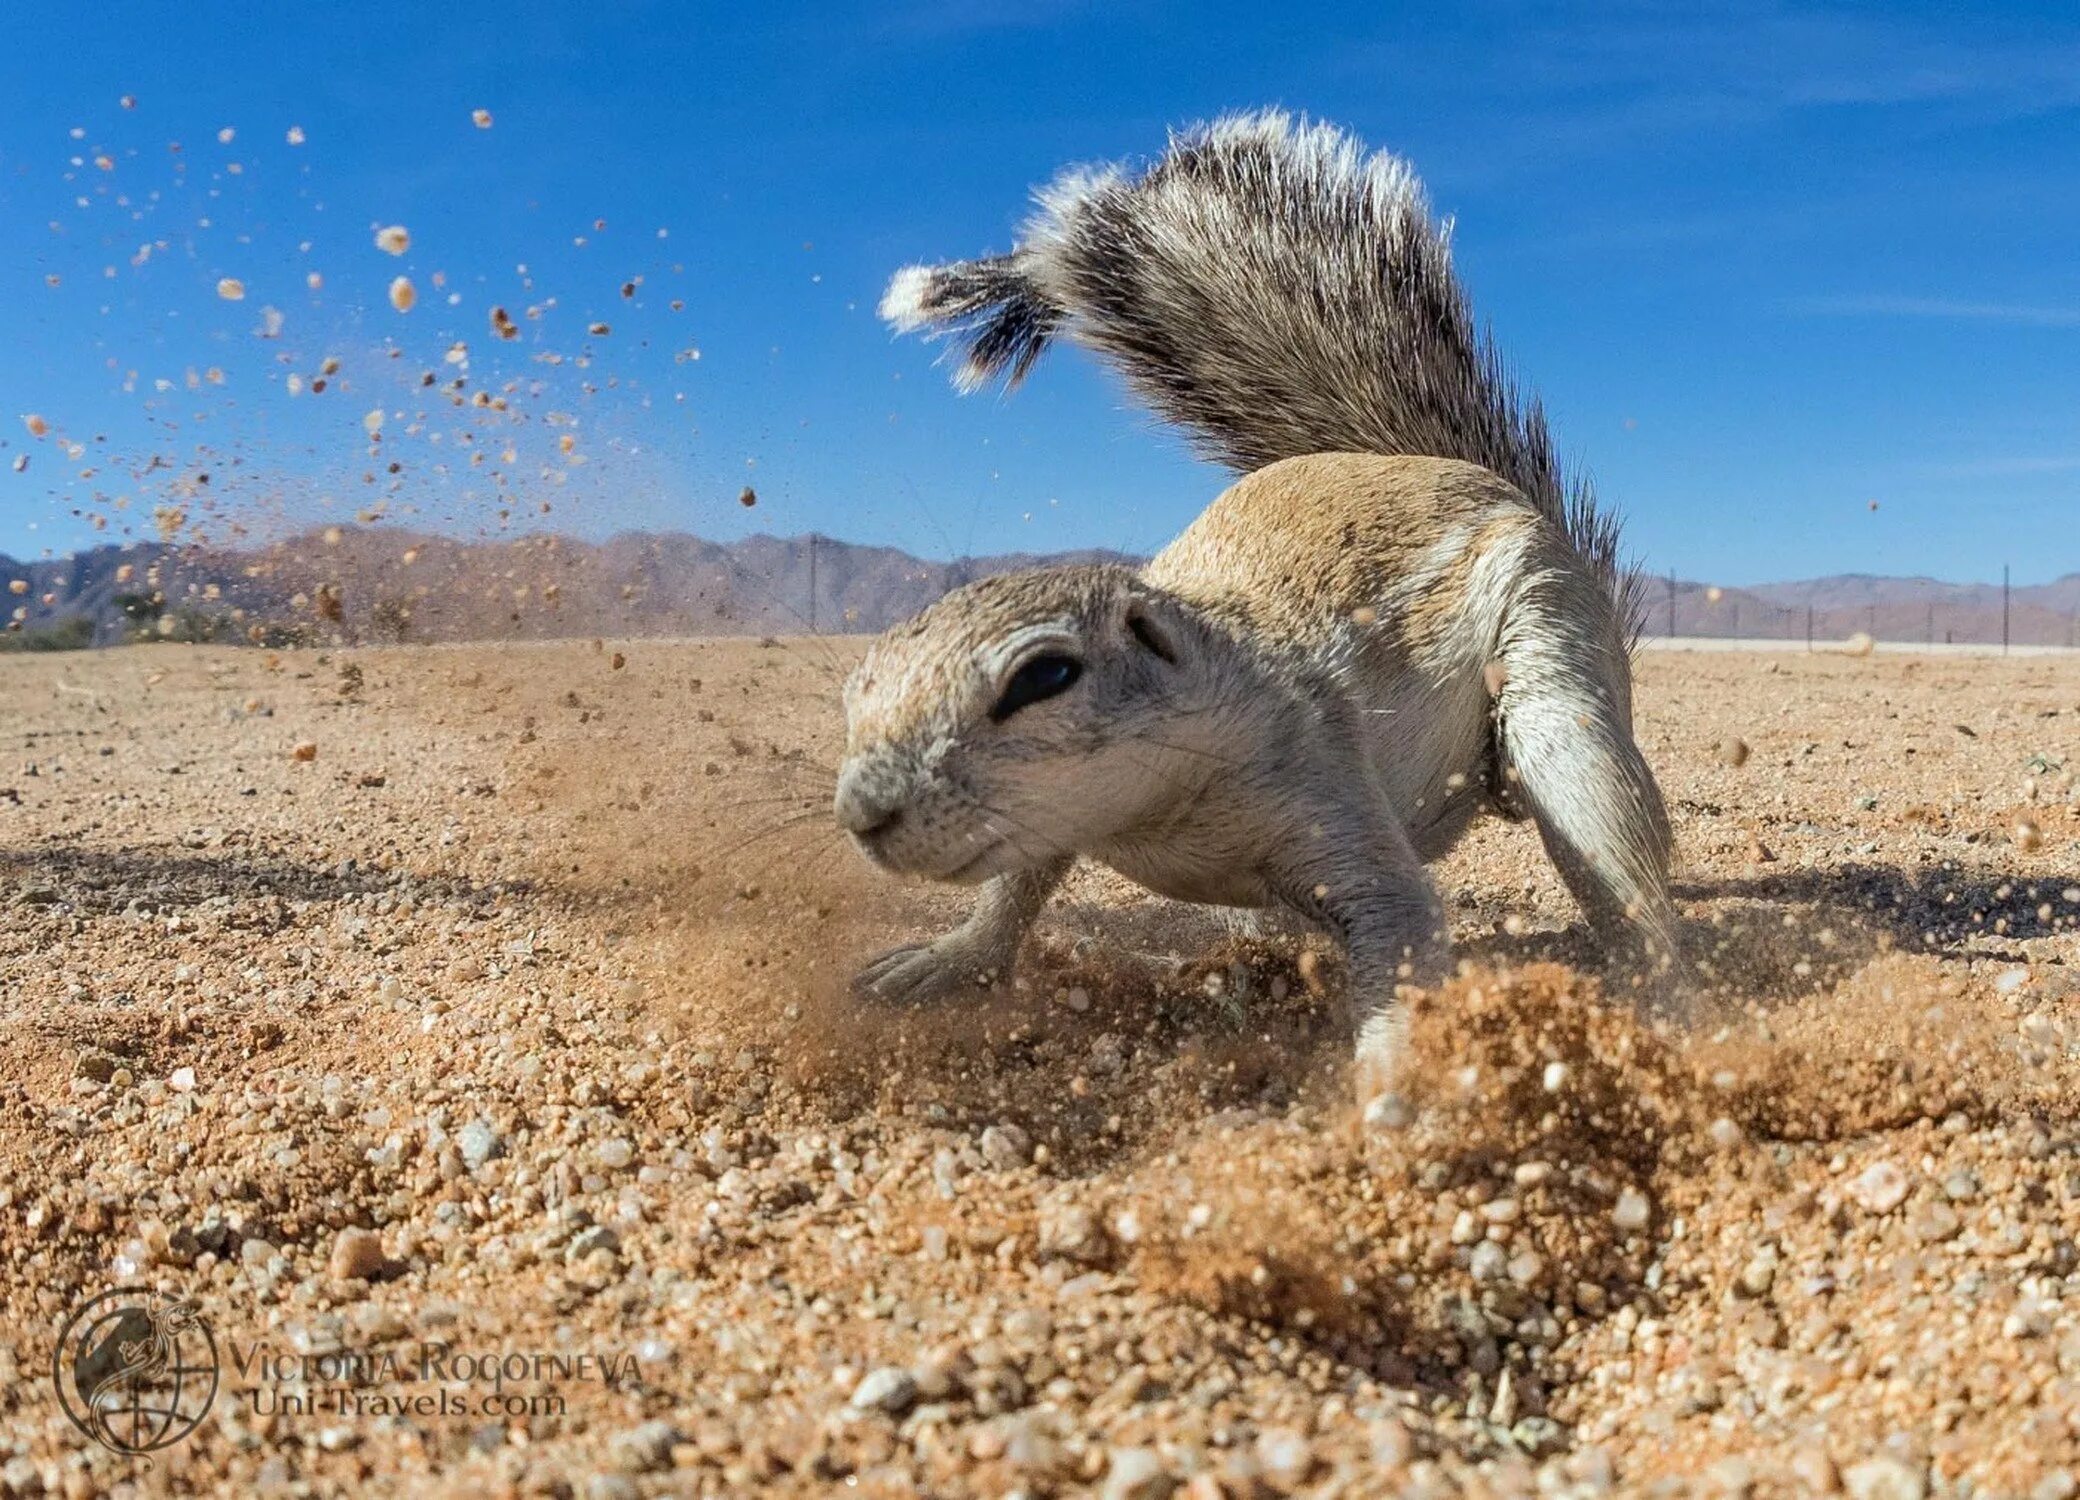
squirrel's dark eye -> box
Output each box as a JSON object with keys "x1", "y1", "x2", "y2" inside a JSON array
[{"x1": 990, "y1": 653, "x2": 1082, "y2": 722}]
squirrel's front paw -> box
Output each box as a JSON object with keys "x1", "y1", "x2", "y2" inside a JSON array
[{"x1": 853, "y1": 935, "x2": 1008, "y2": 1005}]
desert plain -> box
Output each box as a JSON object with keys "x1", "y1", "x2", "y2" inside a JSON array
[{"x1": 0, "y1": 637, "x2": 2077, "y2": 1498}]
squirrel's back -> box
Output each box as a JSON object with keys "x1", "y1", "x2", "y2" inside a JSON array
[
  {"x1": 1145, "y1": 452, "x2": 1538, "y2": 654},
  {"x1": 881, "y1": 111, "x2": 1636, "y2": 631}
]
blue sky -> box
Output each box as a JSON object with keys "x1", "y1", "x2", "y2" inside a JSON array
[{"x1": 2, "y1": 1, "x2": 2076, "y2": 585}]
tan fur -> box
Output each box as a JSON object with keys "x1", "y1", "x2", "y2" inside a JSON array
[
  {"x1": 1149, "y1": 455, "x2": 1534, "y2": 659},
  {"x1": 835, "y1": 453, "x2": 1681, "y2": 1103},
  {"x1": 848, "y1": 115, "x2": 1682, "y2": 1103}
]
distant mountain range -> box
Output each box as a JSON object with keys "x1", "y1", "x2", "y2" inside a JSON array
[
  {"x1": 0, "y1": 529, "x2": 1136, "y2": 647},
  {"x1": 2, "y1": 529, "x2": 2075, "y2": 647},
  {"x1": 1647, "y1": 571, "x2": 2079, "y2": 647}
]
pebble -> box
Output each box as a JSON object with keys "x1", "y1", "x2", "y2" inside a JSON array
[
  {"x1": 1254, "y1": 1427, "x2": 1314, "y2": 1487},
  {"x1": 1789, "y1": 1447, "x2": 1840, "y2": 1494},
  {"x1": 456, "y1": 1119, "x2": 504, "y2": 1170},
  {"x1": 2003, "y1": 1301, "x2": 2051, "y2": 1340},
  {"x1": 595, "y1": 1137, "x2": 635, "y2": 1170},
  {"x1": 329, "y1": 1228, "x2": 385, "y2": 1280},
  {"x1": 1906, "y1": 1200, "x2": 1959, "y2": 1243},
  {"x1": 1707, "y1": 1456, "x2": 1754, "y2": 1496},
  {"x1": 1612, "y1": 1187, "x2": 1652, "y2": 1232},
  {"x1": 1491, "y1": 1367, "x2": 1518, "y2": 1425},
  {"x1": 566, "y1": 1225, "x2": 621, "y2": 1262},
  {"x1": 1102, "y1": 1447, "x2": 1174, "y2": 1500},
  {"x1": 980, "y1": 1124, "x2": 1031, "y2": 1170},
  {"x1": 1038, "y1": 1203, "x2": 1113, "y2": 1267},
  {"x1": 1716, "y1": 737, "x2": 1751, "y2": 767},
  {"x1": 1512, "y1": 1417, "x2": 1568, "y2": 1457},
  {"x1": 851, "y1": 1366, "x2": 919, "y2": 1415},
  {"x1": 1468, "y1": 1241, "x2": 1509, "y2": 1282},
  {"x1": 1002, "y1": 1412, "x2": 1063, "y2": 1475},
  {"x1": 1370, "y1": 1418, "x2": 1414, "y2": 1468},
  {"x1": 1941, "y1": 1169, "x2": 1980, "y2": 1202},
  {"x1": 2034, "y1": 1472, "x2": 2078, "y2": 1500},
  {"x1": 607, "y1": 1420, "x2": 680, "y2": 1473},
  {"x1": 1848, "y1": 1161, "x2": 1909, "y2": 1214},
  {"x1": 1842, "y1": 1456, "x2": 1926, "y2": 1500}
]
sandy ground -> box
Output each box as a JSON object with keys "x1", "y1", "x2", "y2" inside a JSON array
[{"x1": 1, "y1": 638, "x2": 2077, "y2": 1499}]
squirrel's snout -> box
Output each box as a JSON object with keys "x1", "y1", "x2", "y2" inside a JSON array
[{"x1": 834, "y1": 766, "x2": 906, "y2": 841}]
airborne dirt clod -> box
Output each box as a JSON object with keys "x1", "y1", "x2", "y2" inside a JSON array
[{"x1": 0, "y1": 641, "x2": 2077, "y2": 1497}]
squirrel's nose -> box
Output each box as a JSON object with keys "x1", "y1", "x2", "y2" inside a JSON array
[{"x1": 834, "y1": 767, "x2": 905, "y2": 839}]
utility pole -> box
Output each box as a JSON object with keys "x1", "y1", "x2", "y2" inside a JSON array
[
  {"x1": 2002, "y1": 564, "x2": 2010, "y2": 656},
  {"x1": 807, "y1": 533, "x2": 818, "y2": 635},
  {"x1": 1666, "y1": 570, "x2": 1676, "y2": 640},
  {"x1": 1805, "y1": 604, "x2": 1813, "y2": 652}
]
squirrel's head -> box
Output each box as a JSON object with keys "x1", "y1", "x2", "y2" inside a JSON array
[{"x1": 837, "y1": 565, "x2": 1211, "y2": 882}]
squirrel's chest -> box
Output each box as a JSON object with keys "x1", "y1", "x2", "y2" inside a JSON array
[{"x1": 1093, "y1": 833, "x2": 1278, "y2": 910}]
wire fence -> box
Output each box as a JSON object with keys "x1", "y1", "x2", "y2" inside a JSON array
[{"x1": 1652, "y1": 568, "x2": 2080, "y2": 651}]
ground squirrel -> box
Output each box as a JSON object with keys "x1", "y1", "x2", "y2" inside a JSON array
[{"x1": 836, "y1": 112, "x2": 1679, "y2": 1099}]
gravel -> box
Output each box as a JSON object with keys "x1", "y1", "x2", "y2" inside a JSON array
[{"x1": 0, "y1": 641, "x2": 2075, "y2": 1497}]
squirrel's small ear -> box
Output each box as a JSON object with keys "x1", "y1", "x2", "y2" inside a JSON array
[{"x1": 1123, "y1": 600, "x2": 1181, "y2": 665}]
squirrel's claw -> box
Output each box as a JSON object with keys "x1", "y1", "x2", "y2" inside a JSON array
[{"x1": 853, "y1": 937, "x2": 1005, "y2": 1005}]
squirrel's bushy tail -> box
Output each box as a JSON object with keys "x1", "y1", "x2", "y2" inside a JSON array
[{"x1": 880, "y1": 110, "x2": 1635, "y2": 626}]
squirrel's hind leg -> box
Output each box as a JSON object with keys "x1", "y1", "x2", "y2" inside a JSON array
[
  {"x1": 1493, "y1": 576, "x2": 1684, "y2": 987},
  {"x1": 854, "y1": 857, "x2": 1072, "y2": 1004}
]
